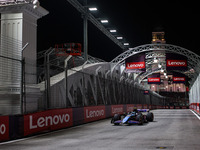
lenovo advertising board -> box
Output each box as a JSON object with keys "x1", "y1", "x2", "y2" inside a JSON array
[
  {"x1": 125, "y1": 53, "x2": 146, "y2": 73},
  {"x1": 173, "y1": 72, "x2": 186, "y2": 83},
  {"x1": 84, "y1": 106, "x2": 106, "y2": 123},
  {"x1": 126, "y1": 104, "x2": 135, "y2": 113},
  {"x1": 111, "y1": 105, "x2": 124, "y2": 116},
  {"x1": 166, "y1": 53, "x2": 187, "y2": 71},
  {"x1": 173, "y1": 77, "x2": 185, "y2": 82},
  {"x1": 148, "y1": 73, "x2": 161, "y2": 84},
  {"x1": 0, "y1": 116, "x2": 9, "y2": 141},
  {"x1": 24, "y1": 109, "x2": 73, "y2": 136}
]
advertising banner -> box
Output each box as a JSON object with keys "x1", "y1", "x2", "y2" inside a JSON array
[
  {"x1": 126, "y1": 104, "x2": 135, "y2": 113},
  {"x1": 148, "y1": 73, "x2": 161, "y2": 84},
  {"x1": 143, "y1": 104, "x2": 148, "y2": 109},
  {"x1": 24, "y1": 109, "x2": 73, "y2": 136},
  {"x1": 173, "y1": 77, "x2": 185, "y2": 83},
  {"x1": 111, "y1": 105, "x2": 124, "y2": 116},
  {"x1": 166, "y1": 53, "x2": 187, "y2": 71},
  {"x1": 125, "y1": 53, "x2": 146, "y2": 73},
  {"x1": 84, "y1": 106, "x2": 106, "y2": 123},
  {"x1": 173, "y1": 72, "x2": 186, "y2": 83},
  {"x1": 0, "y1": 116, "x2": 9, "y2": 141},
  {"x1": 136, "y1": 104, "x2": 143, "y2": 109}
]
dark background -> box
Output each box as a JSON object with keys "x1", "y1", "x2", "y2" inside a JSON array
[{"x1": 38, "y1": 0, "x2": 199, "y2": 62}]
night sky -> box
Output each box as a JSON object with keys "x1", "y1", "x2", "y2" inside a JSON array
[{"x1": 37, "y1": 0, "x2": 199, "y2": 62}]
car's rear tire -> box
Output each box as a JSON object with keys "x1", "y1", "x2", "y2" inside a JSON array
[{"x1": 146, "y1": 112, "x2": 154, "y2": 122}]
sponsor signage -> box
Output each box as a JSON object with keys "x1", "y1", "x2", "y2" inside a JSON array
[
  {"x1": 172, "y1": 72, "x2": 186, "y2": 83},
  {"x1": 0, "y1": 116, "x2": 9, "y2": 141},
  {"x1": 126, "y1": 104, "x2": 135, "y2": 112},
  {"x1": 84, "y1": 106, "x2": 106, "y2": 123},
  {"x1": 167, "y1": 60, "x2": 187, "y2": 67},
  {"x1": 111, "y1": 105, "x2": 124, "y2": 116},
  {"x1": 148, "y1": 73, "x2": 160, "y2": 84},
  {"x1": 148, "y1": 78, "x2": 160, "y2": 83},
  {"x1": 173, "y1": 77, "x2": 185, "y2": 83},
  {"x1": 126, "y1": 62, "x2": 145, "y2": 69},
  {"x1": 136, "y1": 104, "x2": 143, "y2": 109},
  {"x1": 125, "y1": 53, "x2": 146, "y2": 72},
  {"x1": 166, "y1": 53, "x2": 188, "y2": 71},
  {"x1": 24, "y1": 109, "x2": 73, "y2": 136}
]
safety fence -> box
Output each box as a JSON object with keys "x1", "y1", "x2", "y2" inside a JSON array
[
  {"x1": 0, "y1": 35, "x2": 23, "y2": 115},
  {"x1": 0, "y1": 34, "x2": 39, "y2": 115},
  {"x1": 0, "y1": 104, "x2": 188, "y2": 142}
]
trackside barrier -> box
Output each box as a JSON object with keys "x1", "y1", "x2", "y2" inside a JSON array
[
  {"x1": 24, "y1": 109, "x2": 73, "y2": 136},
  {"x1": 0, "y1": 104, "x2": 189, "y2": 142},
  {"x1": 0, "y1": 116, "x2": 9, "y2": 141},
  {"x1": 190, "y1": 103, "x2": 200, "y2": 114}
]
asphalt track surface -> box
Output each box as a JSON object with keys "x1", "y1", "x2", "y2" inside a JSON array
[{"x1": 1, "y1": 109, "x2": 200, "y2": 150}]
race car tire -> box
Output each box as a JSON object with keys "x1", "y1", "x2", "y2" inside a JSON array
[
  {"x1": 111, "y1": 114, "x2": 120, "y2": 124},
  {"x1": 136, "y1": 114, "x2": 143, "y2": 125},
  {"x1": 146, "y1": 112, "x2": 154, "y2": 122}
]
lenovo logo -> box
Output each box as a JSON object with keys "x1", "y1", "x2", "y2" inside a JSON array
[
  {"x1": 0, "y1": 123, "x2": 6, "y2": 135},
  {"x1": 167, "y1": 60, "x2": 187, "y2": 67},
  {"x1": 148, "y1": 78, "x2": 160, "y2": 82},
  {"x1": 173, "y1": 77, "x2": 185, "y2": 81},
  {"x1": 112, "y1": 107, "x2": 123, "y2": 114},
  {"x1": 126, "y1": 62, "x2": 145, "y2": 69},
  {"x1": 86, "y1": 109, "x2": 104, "y2": 119},
  {"x1": 29, "y1": 114, "x2": 70, "y2": 129}
]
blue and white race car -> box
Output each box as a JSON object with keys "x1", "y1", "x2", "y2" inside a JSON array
[{"x1": 111, "y1": 109, "x2": 154, "y2": 125}]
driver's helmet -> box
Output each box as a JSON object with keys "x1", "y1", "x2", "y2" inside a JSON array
[{"x1": 133, "y1": 107, "x2": 138, "y2": 113}]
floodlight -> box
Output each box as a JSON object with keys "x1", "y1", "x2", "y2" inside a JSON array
[
  {"x1": 89, "y1": 7, "x2": 97, "y2": 11},
  {"x1": 101, "y1": 20, "x2": 108, "y2": 23},
  {"x1": 117, "y1": 37, "x2": 123, "y2": 39},
  {"x1": 124, "y1": 43, "x2": 129, "y2": 46},
  {"x1": 110, "y1": 29, "x2": 117, "y2": 33}
]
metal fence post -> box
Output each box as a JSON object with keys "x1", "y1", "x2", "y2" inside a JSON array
[
  {"x1": 20, "y1": 58, "x2": 25, "y2": 114},
  {"x1": 65, "y1": 65, "x2": 69, "y2": 107}
]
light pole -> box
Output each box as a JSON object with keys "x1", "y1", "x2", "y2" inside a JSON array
[{"x1": 83, "y1": 0, "x2": 88, "y2": 62}]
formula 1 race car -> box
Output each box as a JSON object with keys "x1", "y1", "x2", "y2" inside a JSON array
[{"x1": 111, "y1": 109, "x2": 154, "y2": 125}]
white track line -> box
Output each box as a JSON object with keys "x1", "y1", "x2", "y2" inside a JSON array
[{"x1": 190, "y1": 110, "x2": 200, "y2": 120}]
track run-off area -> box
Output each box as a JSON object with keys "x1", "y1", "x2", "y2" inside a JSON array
[{"x1": 0, "y1": 109, "x2": 200, "y2": 150}]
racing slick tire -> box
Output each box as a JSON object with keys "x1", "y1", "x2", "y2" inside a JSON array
[
  {"x1": 111, "y1": 114, "x2": 120, "y2": 124},
  {"x1": 136, "y1": 114, "x2": 144, "y2": 125},
  {"x1": 146, "y1": 112, "x2": 154, "y2": 122}
]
